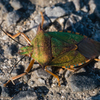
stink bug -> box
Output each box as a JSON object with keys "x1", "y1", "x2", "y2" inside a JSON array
[{"x1": 1, "y1": 12, "x2": 100, "y2": 87}]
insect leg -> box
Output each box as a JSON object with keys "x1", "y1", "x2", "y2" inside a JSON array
[
  {"x1": 5, "y1": 32, "x2": 31, "y2": 45},
  {"x1": 94, "y1": 58, "x2": 100, "y2": 61},
  {"x1": 74, "y1": 64, "x2": 87, "y2": 72},
  {"x1": 72, "y1": 59, "x2": 91, "y2": 72},
  {"x1": 4, "y1": 59, "x2": 34, "y2": 87},
  {"x1": 45, "y1": 66, "x2": 61, "y2": 86},
  {"x1": 62, "y1": 66, "x2": 87, "y2": 72},
  {"x1": 40, "y1": 12, "x2": 44, "y2": 29},
  {"x1": 62, "y1": 59, "x2": 91, "y2": 72},
  {"x1": 62, "y1": 66, "x2": 75, "y2": 72},
  {"x1": 25, "y1": 59, "x2": 35, "y2": 73}
]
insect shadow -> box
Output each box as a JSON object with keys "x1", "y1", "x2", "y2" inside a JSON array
[
  {"x1": 9, "y1": 44, "x2": 18, "y2": 56},
  {"x1": 3, "y1": 82, "x2": 28, "y2": 97},
  {"x1": 34, "y1": 86, "x2": 49, "y2": 100}
]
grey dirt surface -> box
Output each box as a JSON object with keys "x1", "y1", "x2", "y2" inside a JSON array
[{"x1": 1, "y1": 0, "x2": 100, "y2": 100}]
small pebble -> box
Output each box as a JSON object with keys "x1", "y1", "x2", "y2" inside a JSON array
[{"x1": 38, "y1": 78, "x2": 45, "y2": 84}]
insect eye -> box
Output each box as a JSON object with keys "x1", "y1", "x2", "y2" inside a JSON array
[
  {"x1": 52, "y1": 57, "x2": 54, "y2": 59},
  {"x1": 28, "y1": 44, "x2": 31, "y2": 46}
]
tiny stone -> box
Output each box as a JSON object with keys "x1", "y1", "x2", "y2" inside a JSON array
[
  {"x1": 2, "y1": 35, "x2": 8, "y2": 40},
  {"x1": 68, "y1": 0, "x2": 81, "y2": 11},
  {"x1": 34, "y1": 14, "x2": 50, "y2": 28},
  {"x1": 23, "y1": 75, "x2": 31, "y2": 83},
  {"x1": 89, "y1": 90, "x2": 97, "y2": 97},
  {"x1": 29, "y1": 20, "x2": 38, "y2": 35},
  {"x1": 50, "y1": 1, "x2": 52, "y2": 4},
  {"x1": 11, "y1": 69, "x2": 18, "y2": 76},
  {"x1": 68, "y1": 72, "x2": 100, "y2": 92},
  {"x1": 45, "y1": 6, "x2": 67, "y2": 22},
  {"x1": 51, "y1": 83, "x2": 56, "y2": 88},
  {"x1": 38, "y1": 78, "x2": 45, "y2": 84},
  {"x1": 34, "y1": 14, "x2": 42, "y2": 24},
  {"x1": 36, "y1": 67, "x2": 51, "y2": 79},
  {"x1": 30, "y1": 81, "x2": 34, "y2": 85},
  {"x1": 61, "y1": 95, "x2": 65, "y2": 99},
  {"x1": 81, "y1": 6, "x2": 88, "y2": 12},
  {"x1": 52, "y1": 77, "x2": 58, "y2": 83},
  {"x1": 2, "y1": 65, "x2": 7, "y2": 69},
  {"x1": 7, "y1": 10, "x2": 21, "y2": 26},
  {"x1": 57, "y1": 18, "x2": 64, "y2": 25},
  {"x1": 88, "y1": 0, "x2": 97, "y2": 14},
  {"x1": 8, "y1": 60, "x2": 11, "y2": 65},
  {"x1": 0, "y1": 75, "x2": 4, "y2": 79},
  {"x1": 10, "y1": 0, "x2": 23, "y2": 10},
  {"x1": 65, "y1": 70, "x2": 71, "y2": 78}
]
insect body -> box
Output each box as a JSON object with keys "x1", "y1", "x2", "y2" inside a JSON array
[{"x1": 2, "y1": 12, "x2": 100, "y2": 87}]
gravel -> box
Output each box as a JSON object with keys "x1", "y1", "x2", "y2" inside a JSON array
[{"x1": 0, "y1": 0, "x2": 100, "y2": 100}]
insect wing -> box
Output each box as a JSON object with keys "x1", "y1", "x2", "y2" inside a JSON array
[
  {"x1": 46, "y1": 32, "x2": 84, "y2": 44},
  {"x1": 49, "y1": 50, "x2": 87, "y2": 67}
]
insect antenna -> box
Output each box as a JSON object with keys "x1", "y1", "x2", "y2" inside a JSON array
[
  {"x1": 9, "y1": 55, "x2": 26, "y2": 74},
  {"x1": 0, "y1": 25, "x2": 25, "y2": 46}
]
